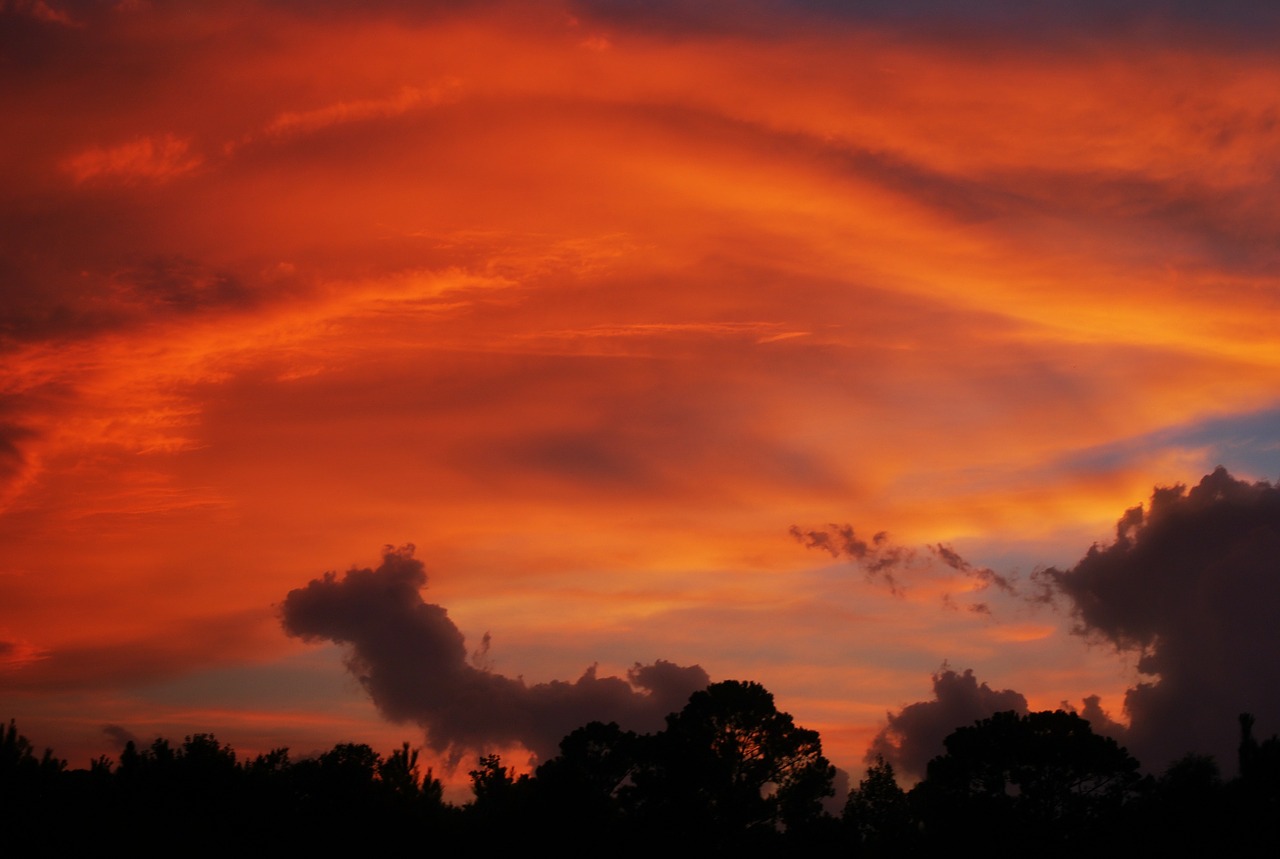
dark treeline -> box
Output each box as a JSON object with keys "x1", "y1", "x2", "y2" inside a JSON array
[{"x1": 4, "y1": 681, "x2": 1280, "y2": 856}]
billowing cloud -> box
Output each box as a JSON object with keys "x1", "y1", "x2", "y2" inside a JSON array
[
  {"x1": 1044, "y1": 467, "x2": 1280, "y2": 771},
  {"x1": 280, "y1": 545, "x2": 709, "y2": 762},
  {"x1": 1075, "y1": 693, "x2": 1128, "y2": 742},
  {"x1": 867, "y1": 667, "x2": 1027, "y2": 783}
]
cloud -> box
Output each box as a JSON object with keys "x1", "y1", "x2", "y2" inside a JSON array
[
  {"x1": 1043, "y1": 466, "x2": 1280, "y2": 771},
  {"x1": 0, "y1": 423, "x2": 37, "y2": 507},
  {"x1": 2, "y1": 0, "x2": 79, "y2": 27},
  {"x1": 280, "y1": 545, "x2": 709, "y2": 762},
  {"x1": 571, "y1": 0, "x2": 1280, "y2": 45},
  {"x1": 1075, "y1": 694, "x2": 1128, "y2": 741},
  {"x1": 108, "y1": 256, "x2": 255, "y2": 315},
  {"x1": 0, "y1": 636, "x2": 48, "y2": 669},
  {"x1": 262, "y1": 83, "x2": 458, "y2": 140},
  {"x1": 102, "y1": 723, "x2": 138, "y2": 751},
  {"x1": 62, "y1": 134, "x2": 201, "y2": 184},
  {"x1": 790, "y1": 525, "x2": 914, "y2": 594},
  {"x1": 791, "y1": 524, "x2": 1014, "y2": 602},
  {"x1": 867, "y1": 667, "x2": 1027, "y2": 783},
  {"x1": 0, "y1": 611, "x2": 278, "y2": 692},
  {"x1": 931, "y1": 543, "x2": 1014, "y2": 594}
]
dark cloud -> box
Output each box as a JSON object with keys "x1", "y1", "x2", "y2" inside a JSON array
[
  {"x1": 867, "y1": 667, "x2": 1027, "y2": 783},
  {"x1": 932, "y1": 543, "x2": 1014, "y2": 594},
  {"x1": 572, "y1": 0, "x2": 1280, "y2": 45},
  {"x1": 0, "y1": 424, "x2": 34, "y2": 495},
  {"x1": 505, "y1": 431, "x2": 653, "y2": 488},
  {"x1": 790, "y1": 524, "x2": 912, "y2": 594},
  {"x1": 1076, "y1": 694, "x2": 1128, "y2": 742},
  {"x1": 1043, "y1": 466, "x2": 1280, "y2": 772},
  {"x1": 111, "y1": 256, "x2": 254, "y2": 315},
  {"x1": 791, "y1": 524, "x2": 1013, "y2": 603},
  {"x1": 860, "y1": 670, "x2": 1029, "y2": 783},
  {"x1": 102, "y1": 723, "x2": 138, "y2": 752},
  {"x1": 280, "y1": 545, "x2": 709, "y2": 763}
]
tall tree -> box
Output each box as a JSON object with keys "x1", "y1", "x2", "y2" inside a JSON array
[
  {"x1": 917, "y1": 709, "x2": 1139, "y2": 850},
  {"x1": 629, "y1": 680, "x2": 835, "y2": 845}
]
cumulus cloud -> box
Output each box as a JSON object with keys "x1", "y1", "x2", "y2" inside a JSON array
[
  {"x1": 867, "y1": 667, "x2": 1027, "y2": 783},
  {"x1": 1075, "y1": 693, "x2": 1128, "y2": 741},
  {"x1": 280, "y1": 545, "x2": 709, "y2": 763},
  {"x1": 1043, "y1": 466, "x2": 1280, "y2": 771}
]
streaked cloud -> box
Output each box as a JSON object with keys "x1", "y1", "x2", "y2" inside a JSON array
[
  {"x1": 2, "y1": 0, "x2": 1279, "y2": 780},
  {"x1": 62, "y1": 134, "x2": 201, "y2": 184}
]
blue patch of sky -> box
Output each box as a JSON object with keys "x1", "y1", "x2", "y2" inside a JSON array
[
  {"x1": 132, "y1": 646, "x2": 362, "y2": 712},
  {"x1": 958, "y1": 406, "x2": 1280, "y2": 574},
  {"x1": 1056, "y1": 407, "x2": 1280, "y2": 484}
]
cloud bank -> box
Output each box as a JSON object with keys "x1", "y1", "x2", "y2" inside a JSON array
[
  {"x1": 870, "y1": 467, "x2": 1280, "y2": 778},
  {"x1": 867, "y1": 667, "x2": 1028, "y2": 782},
  {"x1": 1044, "y1": 466, "x2": 1280, "y2": 771},
  {"x1": 280, "y1": 545, "x2": 709, "y2": 762}
]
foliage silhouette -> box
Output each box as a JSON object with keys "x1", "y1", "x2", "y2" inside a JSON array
[
  {"x1": 626, "y1": 680, "x2": 835, "y2": 851},
  {"x1": 915, "y1": 709, "x2": 1140, "y2": 852},
  {"x1": 7, "y1": 703, "x2": 1280, "y2": 854},
  {"x1": 844, "y1": 755, "x2": 914, "y2": 853}
]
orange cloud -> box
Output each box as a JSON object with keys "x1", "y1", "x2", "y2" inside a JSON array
[
  {"x1": 4, "y1": 0, "x2": 78, "y2": 27},
  {"x1": 4, "y1": 2, "x2": 1280, "y2": 780},
  {"x1": 62, "y1": 134, "x2": 201, "y2": 184},
  {"x1": 261, "y1": 81, "x2": 461, "y2": 139}
]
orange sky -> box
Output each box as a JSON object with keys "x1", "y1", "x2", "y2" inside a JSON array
[{"x1": 4, "y1": 1, "x2": 1280, "y2": 787}]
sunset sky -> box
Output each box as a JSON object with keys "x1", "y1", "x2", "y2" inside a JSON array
[{"x1": 4, "y1": 0, "x2": 1280, "y2": 791}]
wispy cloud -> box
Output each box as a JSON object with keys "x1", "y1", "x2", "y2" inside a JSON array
[
  {"x1": 262, "y1": 81, "x2": 461, "y2": 139},
  {"x1": 62, "y1": 134, "x2": 201, "y2": 184}
]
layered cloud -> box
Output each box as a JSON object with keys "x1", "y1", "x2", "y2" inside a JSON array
[
  {"x1": 281, "y1": 545, "x2": 709, "y2": 762},
  {"x1": 3, "y1": 0, "x2": 1280, "y2": 775}
]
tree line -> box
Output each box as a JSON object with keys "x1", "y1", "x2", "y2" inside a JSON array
[{"x1": 4, "y1": 680, "x2": 1279, "y2": 856}]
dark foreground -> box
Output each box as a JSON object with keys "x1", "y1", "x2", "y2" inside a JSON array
[{"x1": 4, "y1": 682, "x2": 1279, "y2": 856}]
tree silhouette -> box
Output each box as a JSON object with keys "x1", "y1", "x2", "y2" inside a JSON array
[
  {"x1": 535, "y1": 720, "x2": 638, "y2": 808},
  {"x1": 14, "y1": 705, "x2": 1280, "y2": 853},
  {"x1": 629, "y1": 680, "x2": 835, "y2": 847},
  {"x1": 917, "y1": 709, "x2": 1139, "y2": 850},
  {"x1": 844, "y1": 755, "x2": 913, "y2": 852},
  {"x1": 1232, "y1": 713, "x2": 1280, "y2": 851}
]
